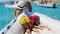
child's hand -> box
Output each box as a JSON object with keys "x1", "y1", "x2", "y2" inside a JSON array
[
  {"x1": 32, "y1": 28, "x2": 39, "y2": 33},
  {"x1": 45, "y1": 26, "x2": 51, "y2": 31},
  {"x1": 34, "y1": 26, "x2": 43, "y2": 30}
]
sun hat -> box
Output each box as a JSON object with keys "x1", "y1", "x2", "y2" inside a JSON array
[{"x1": 16, "y1": 1, "x2": 25, "y2": 9}]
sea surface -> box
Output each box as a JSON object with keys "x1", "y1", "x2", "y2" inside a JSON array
[
  {"x1": 32, "y1": 3, "x2": 60, "y2": 20},
  {"x1": 0, "y1": 3, "x2": 60, "y2": 31},
  {"x1": 0, "y1": 3, "x2": 14, "y2": 30}
]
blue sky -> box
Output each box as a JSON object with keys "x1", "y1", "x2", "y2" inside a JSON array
[{"x1": 0, "y1": 0, "x2": 15, "y2": 2}]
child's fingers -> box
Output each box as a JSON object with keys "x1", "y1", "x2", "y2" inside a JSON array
[
  {"x1": 34, "y1": 26, "x2": 43, "y2": 30},
  {"x1": 45, "y1": 26, "x2": 51, "y2": 31},
  {"x1": 37, "y1": 31, "x2": 40, "y2": 34},
  {"x1": 34, "y1": 26, "x2": 37, "y2": 27},
  {"x1": 46, "y1": 27, "x2": 51, "y2": 31},
  {"x1": 32, "y1": 28, "x2": 40, "y2": 34},
  {"x1": 32, "y1": 28, "x2": 39, "y2": 33}
]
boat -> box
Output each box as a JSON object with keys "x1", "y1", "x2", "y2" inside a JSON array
[
  {"x1": 0, "y1": 19, "x2": 16, "y2": 34},
  {"x1": 5, "y1": 0, "x2": 18, "y2": 8},
  {"x1": 34, "y1": 2, "x2": 56, "y2": 8},
  {"x1": 0, "y1": 13, "x2": 60, "y2": 34},
  {"x1": 5, "y1": 3, "x2": 16, "y2": 8}
]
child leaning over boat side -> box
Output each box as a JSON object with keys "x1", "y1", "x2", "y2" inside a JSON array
[
  {"x1": 15, "y1": 1, "x2": 35, "y2": 34},
  {"x1": 24, "y1": 6, "x2": 50, "y2": 30},
  {"x1": 24, "y1": 1, "x2": 51, "y2": 31},
  {"x1": 24, "y1": 1, "x2": 40, "y2": 26}
]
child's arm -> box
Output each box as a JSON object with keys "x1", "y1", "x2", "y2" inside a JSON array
[
  {"x1": 34, "y1": 24, "x2": 50, "y2": 30},
  {"x1": 39, "y1": 24, "x2": 51, "y2": 30}
]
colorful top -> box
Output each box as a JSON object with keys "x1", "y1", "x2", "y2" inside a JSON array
[
  {"x1": 24, "y1": 7, "x2": 33, "y2": 17},
  {"x1": 20, "y1": 16, "x2": 30, "y2": 25}
]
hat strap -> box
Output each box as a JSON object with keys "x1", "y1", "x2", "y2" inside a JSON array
[{"x1": 17, "y1": 5, "x2": 24, "y2": 8}]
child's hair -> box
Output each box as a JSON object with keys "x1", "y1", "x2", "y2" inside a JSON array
[
  {"x1": 27, "y1": 1, "x2": 32, "y2": 12},
  {"x1": 27, "y1": 1, "x2": 32, "y2": 9},
  {"x1": 14, "y1": 8, "x2": 23, "y2": 17}
]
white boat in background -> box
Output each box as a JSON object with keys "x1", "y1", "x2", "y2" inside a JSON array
[
  {"x1": 5, "y1": 3, "x2": 16, "y2": 8},
  {"x1": 0, "y1": 13, "x2": 60, "y2": 34},
  {"x1": 34, "y1": 2, "x2": 56, "y2": 8},
  {"x1": 5, "y1": 0, "x2": 18, "y2": 8}
]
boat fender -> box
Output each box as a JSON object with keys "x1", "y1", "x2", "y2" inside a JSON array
[
  {"x1": 53, "y1": 3, "x2": 56, "y2": 8},
  {"x1": 2, "y1": 32, "x2": 4, "y2": 34},
  {"x1": 13, "y1": 19, "x2": 16, "y2": 23},
  {"x1": 0, "y1": 19, "x2": 16, "y2": 34},
  {"x1": 7, "y1": 25, "x2": 11, "y2": 30}
]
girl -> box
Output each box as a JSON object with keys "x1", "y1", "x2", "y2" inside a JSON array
[
  {"x1": 24, "y1": 1, "x2": 50, "y2": 34},
  {"x1": 15, "y1": 1, "x2": 34, "y2": 34}
]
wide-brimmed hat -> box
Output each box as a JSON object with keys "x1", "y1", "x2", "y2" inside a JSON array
[{"x1": 16, "y1": 1, "x2": 25, "y2": 9}]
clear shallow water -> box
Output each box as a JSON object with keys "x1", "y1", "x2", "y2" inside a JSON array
[
  {"x1": 0, "y1": 4, "x2": 14, "y2": 30},
  {"x1": 0, "y1": 3, "x2": 60, "y2": 31},
  {"x1": 32, "y1": 3, "x2": 60, "y2": 20}
]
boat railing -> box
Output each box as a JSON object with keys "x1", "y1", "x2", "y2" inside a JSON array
[{"x1": 0, "y1": 19, "x2": 16, "y2": 34}]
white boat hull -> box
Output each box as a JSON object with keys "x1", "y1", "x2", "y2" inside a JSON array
[
  {"x1": 0, "y1": 13, "x2": 60, "y2": 34},
  {"x1": 5, "y1": 4, "x2": 16, "y2": 8},
  {"x1": 34, "y1": 2, "x2": 54, "y2": 8},
  {"x1": 38, "y1": 4, "x2": 53, "y2": 7},
  {"x1": 0, "y1": 19, "x2": 16, "y2": 34},
  {"x1": 38, "y1": 3, "x2": 54, "y2": 7}
]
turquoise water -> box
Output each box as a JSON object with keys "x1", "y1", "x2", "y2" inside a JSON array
[
  {"x1": 0, "y1": 3, "x2": 60, "y2": 31},
  {"x1": 0, "y1": 3, "x2": 14, "y2": 30},
  {"x1": 32, "y1": 3, "x2": 60, "y2": 20}
]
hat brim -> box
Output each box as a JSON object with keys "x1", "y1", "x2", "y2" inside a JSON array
[{"x1": 15, "y1": 5, "x2": 23, "y2": 9}]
